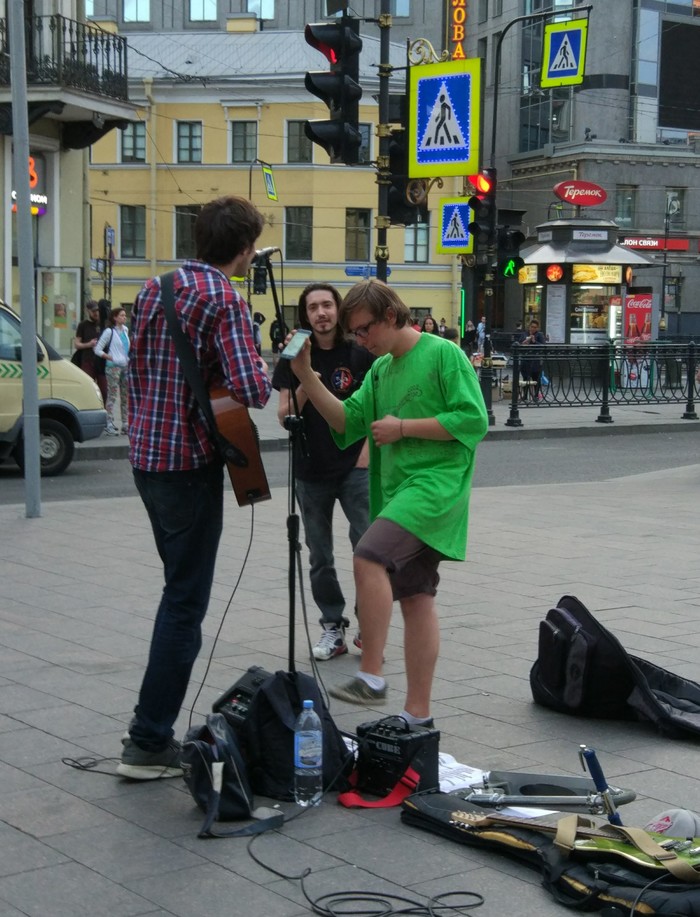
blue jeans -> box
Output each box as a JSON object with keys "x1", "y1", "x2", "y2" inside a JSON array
[
  {"x1": 131, "y1": 464, "x2": 224, "y2": 750},
  {"x1": 296, "y1": 467, "x2": 369, "y2": 626}
]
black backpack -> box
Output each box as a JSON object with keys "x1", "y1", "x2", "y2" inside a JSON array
[
  {"x1": 530, "y1": 595, "x2": 700, "y2": 738},
  {"x1": 232, "y1": 668, "x2": 353, "y2": 801}
]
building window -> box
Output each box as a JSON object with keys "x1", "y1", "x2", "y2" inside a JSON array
[
  {"x1": 404, "y1": 215, "x2": 429, "y2": 263},
  {"x1": 493, "y1": 0, "x2": 503, "y2": 14},
  {"x1": 190, "y1": 0, "x2": 216, "y2": 20},
  {"x1": 175, "y1": 205, "x2": 202, "y2": 260},
  {"x1": 247, "y1": 0, "x2": 274, "y2": 18},
  {"x1": 85, "y1": 0, "x2": 95, "y2": 15},
  {"x1": 177, "y1": 122, "x2": 202, "y2": 163},
  {"x1": 123, "y1": 0, "x2": 150, "y2": 22},
  {"x1": 287, "y1": 121, "x2": 312, "y2": 163},
  {"x1": 358, "y1": 123, "x2": 372, "y2": 163},
  {"x1": 615, "y1": 187, "x2": 636, "y2": 228},
  {"x1": 391, "y1": 0, "x2": 410, "y2": 15},
  {"x1": 285, "y1": 206, "x2": 312, "y2": 260},
  {"x1": 346, "y1": 209, "x2": 371, "y2": 262},
  {"x1": 478, "y1": 0, "x2": 488, "y2": 24},
  {"x1": 231, "y1": 121, "x2": 257, "y2": 163},
  {"x1": 120, "y1": 205, "x2": 146, "y2": 259},
  {"x1": 666, "y1": 189, "x2": 685, "y2": 226},
  {"x1": 121, "y1": 122, "x2": 146, "y2": 163}
]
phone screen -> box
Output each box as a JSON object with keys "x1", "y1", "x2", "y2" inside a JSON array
[{"x1": 280, "y1": 329, "x2": 312, "y2": 360}]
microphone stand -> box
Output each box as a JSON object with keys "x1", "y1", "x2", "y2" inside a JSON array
[{"x1": 258, "y1": 254, "x2": 307, "y2": 674}]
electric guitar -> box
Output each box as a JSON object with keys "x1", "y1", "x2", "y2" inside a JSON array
[
  {"x1": 209, "y1": 386, "x2": 270, "y2": 507},
  {"x1": 402, "y1": 794, "x2": 700, "y2": 881}
]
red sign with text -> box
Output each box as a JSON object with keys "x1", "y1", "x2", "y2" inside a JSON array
[
  {"x1": 624, "y1": 294, "x2": 652, "y2": 343},
  {"x1": 553, "y1": 180, "x2": 607, "y2": 207}
]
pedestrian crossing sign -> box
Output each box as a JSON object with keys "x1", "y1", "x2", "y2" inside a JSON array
[
  {"x1": 409, "y1": 58, "x2": 481, "y2": 178},
  {"x1": 437, "y1": 198, "x2": 473, "y2": 254},
  {"x1": 541, "y1": 19, "x2": 588, "y2": 88}
]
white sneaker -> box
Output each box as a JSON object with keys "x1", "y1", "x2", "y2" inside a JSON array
[
  {"x1": 105, "y1": 424, "x2": 119, "y2": 436},
  {"x1": 312, "y1": 624, "x2": 348, "y2": 661}
]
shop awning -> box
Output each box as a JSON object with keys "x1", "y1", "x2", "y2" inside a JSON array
[{"x1": 520, "y1": 239, "x2": 655, "y2": 266}]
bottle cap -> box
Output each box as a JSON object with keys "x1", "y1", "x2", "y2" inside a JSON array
[{"x1": 303, "y1": 699, "x2": 313, "y2": 709}]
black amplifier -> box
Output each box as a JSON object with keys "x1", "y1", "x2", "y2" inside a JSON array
[
  {"x1": 355, "y1": 716, "x2": 440, "y2": 797},
  {"x1": 212, "y1": 665, "x2": 271, "y2": 731}
]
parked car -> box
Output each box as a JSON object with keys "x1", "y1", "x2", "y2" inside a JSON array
[{"x1": 0, "y1": 301, "x2": 106, "y2": 475}]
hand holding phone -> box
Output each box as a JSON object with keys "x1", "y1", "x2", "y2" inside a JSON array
[{"x1": 280, "y1": 328, "x2": 312, "y2": 360}]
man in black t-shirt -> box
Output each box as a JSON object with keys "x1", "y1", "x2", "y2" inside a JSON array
[{"x1": 272, "y1": 283, "x2": 374, "y2": 661}]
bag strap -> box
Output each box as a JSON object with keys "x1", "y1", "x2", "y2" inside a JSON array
[
  {"x1": 337, "y1": 764, "x2": 422, "y2": 809},
  {"x1": 160, "y1": 270, "x2": 247, "y2": 468},
  {"x1": 554, "y1": 814, "x2": 700, "y2": 884},
  {"x1": 196, "y1": 762, "x2": 284, "y2": 839}
]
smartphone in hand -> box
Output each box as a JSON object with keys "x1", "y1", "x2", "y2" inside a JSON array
[{"x1": 280, "y1": 329, "x2": 312, "y2": 360}]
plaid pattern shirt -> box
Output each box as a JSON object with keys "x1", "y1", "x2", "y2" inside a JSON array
[{"x1": 128, "y1": 261, "x2": 271, "y2": 472}]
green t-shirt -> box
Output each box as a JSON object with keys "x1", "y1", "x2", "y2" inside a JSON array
[{"x1": 332, "y1": 333, "x2": 488, "y2": 560}]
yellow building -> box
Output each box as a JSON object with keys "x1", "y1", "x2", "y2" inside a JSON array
[
  {"x1": 0, "y1": 3, "x2": 138, "y2": 354},
  {"x1": 89, "y1": 24, "x2": 464, "y2": 333}
]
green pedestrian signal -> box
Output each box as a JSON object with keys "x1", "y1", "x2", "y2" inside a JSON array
[
  {"x1": 500, "y1": 256, "x2": 525, "y2": 278},
  {"x1": 496, "y1": 227, "x2": 525, "y2": 279}
]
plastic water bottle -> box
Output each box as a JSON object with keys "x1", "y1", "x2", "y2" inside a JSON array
[{"x1": 294, "y1": 699, "x2": 323, "y2": 807}]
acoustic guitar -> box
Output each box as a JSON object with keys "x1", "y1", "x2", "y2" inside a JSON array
[{"x1": 209, "y1": 386, "x2": 270, "y2": 507}]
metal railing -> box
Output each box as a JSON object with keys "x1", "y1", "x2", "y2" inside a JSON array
[
  {"x1": 505, "y1": 341, "x2": 698, "y2": 426},
  {"x1": 0, "y1": 15, "x2": 128, "y2": 100}
]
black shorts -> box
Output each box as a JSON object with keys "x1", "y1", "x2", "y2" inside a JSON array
[{"x1": 354, "y1": 518, "x2": 443, "y2": 600}]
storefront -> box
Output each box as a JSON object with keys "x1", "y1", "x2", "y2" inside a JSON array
[{"x1": 518, "y1": 219, "x2": 653, "y2": 343}]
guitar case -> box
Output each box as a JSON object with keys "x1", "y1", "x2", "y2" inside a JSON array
[{"x1": 401, "y1": 793, "x2": 700, "y2": 915}]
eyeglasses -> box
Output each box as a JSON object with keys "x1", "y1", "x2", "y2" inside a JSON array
[{"x1": 350, "y1": 319, "x2": 378, "y2": 339}]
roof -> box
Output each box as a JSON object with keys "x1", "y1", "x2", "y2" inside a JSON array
[
  {"x1": 124, "y1": 30, "x2": 405, "y2": 85},
  {"x1": 520, "y1": 240, "x2": 655, "y2": 266}
]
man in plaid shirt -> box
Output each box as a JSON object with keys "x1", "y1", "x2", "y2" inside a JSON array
[{"x1": 119, "y1": 196, "x2": 271, "y2": 780}]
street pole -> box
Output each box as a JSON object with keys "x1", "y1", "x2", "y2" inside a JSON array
[
  {"x1": 479, "y1": 4, "x2": 593, "y2": 423},
  {"x1": 659, "y1": 205, "x2": 670, "y2": 335},
  {"x1": 10, "y1": 0, "x2": 42, "y2": 516},
  {"x1": 375, "y1": 0, "x2": 391, "y2": 282}
]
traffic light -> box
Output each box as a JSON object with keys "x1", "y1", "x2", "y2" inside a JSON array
[
  {"x1": 497, "y1": 227, "x2": 526, "y2": 278},
  {"x1": 467, "y1": 168, "x2": 497, "y2": 248},
  {"x1": 387, "y1": 128, "x2": 423, "y2": 226},
  {"x1": 304, "y1": 18, "x2": 363, "y2": 165}
]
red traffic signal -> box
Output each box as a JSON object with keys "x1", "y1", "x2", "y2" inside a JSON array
[
  {"x1": 468, "y1": 172, "x2": 495, "y2": 196},
  {"x1": 304, "y1": 21, "x2": 362, "y2": 65},
  {"x1": 304, "y1": 18, "x2": 363, "y2": 165}
]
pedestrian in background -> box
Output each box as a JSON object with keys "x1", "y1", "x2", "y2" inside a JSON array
[
  {"x1": 95, "y1": 307, "x2": 130, "y2": 435},
  {"x1": 73, "y1": 299, "x2": 101, "y2": 381},
  {"x1": 273, "y1": 282, "x2": 374, "y2": 661},
  {"x1": 421, "y1": 315, "x2": 439, "y2": 334}
]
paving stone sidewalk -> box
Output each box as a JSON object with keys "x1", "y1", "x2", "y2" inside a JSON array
[{"x1": 2, "y1": 457, "x2": 700, "y2": 916}]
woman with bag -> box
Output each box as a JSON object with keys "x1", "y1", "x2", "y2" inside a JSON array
[{"x1": 95, "y1": 307, "x2": 130, "y2": 435}]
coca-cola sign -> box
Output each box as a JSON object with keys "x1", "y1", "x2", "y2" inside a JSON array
[{"x1": 553, "y1": 180, "x2": 608, "y2": 207}]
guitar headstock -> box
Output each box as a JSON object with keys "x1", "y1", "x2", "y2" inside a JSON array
[{"x1": 450, "y1": 810, "x2": 492, "y2": 829}]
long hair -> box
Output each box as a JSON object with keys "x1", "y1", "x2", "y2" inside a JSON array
[{"x1": 297, "y1": 282, "x2": 345, "y2": 348}]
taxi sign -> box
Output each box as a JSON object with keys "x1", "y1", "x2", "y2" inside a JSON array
[
  {"x1": 541, "y1": 19, "x2": 588, "y2": 88},
  {"x1": 437, "y1": 198, "x2": 473, "y2": 254},
  {"x1": 409, "y1": 58, "x2": 481, "y2": 178}
]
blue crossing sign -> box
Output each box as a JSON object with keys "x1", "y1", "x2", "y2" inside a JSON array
[
  {"x1": 437, "y1": 198, "x2": 473, "y2": 254},
  {"x1": 408, "y1": 58, "x2": 481, "y2": 179},
  {"x1": 541, "y1": 19, "x2": 588, "y2": 88},
  {"x1": 345, "y1": 265, "x2": 391, "y2": 278}
]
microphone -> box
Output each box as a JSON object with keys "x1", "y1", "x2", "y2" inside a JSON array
[{"x1": 253, "y1": 246, "x2": 280, "y2": 261}]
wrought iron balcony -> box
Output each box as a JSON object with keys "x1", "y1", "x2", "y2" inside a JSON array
[{"x1": 0, "y1": 14, "x2": 128, "y2": 101}]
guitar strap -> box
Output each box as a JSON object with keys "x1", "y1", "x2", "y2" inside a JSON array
[
  {"x1": 160, "y1": 270, "x2": 248, "y2": 468},
  {"x1": 554, "y1": 814, "x2": 700, "y2": 883}
]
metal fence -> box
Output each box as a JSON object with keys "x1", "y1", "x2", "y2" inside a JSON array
[{"x1": 505, "y1": 341, "x2": 698, "y2": 427}]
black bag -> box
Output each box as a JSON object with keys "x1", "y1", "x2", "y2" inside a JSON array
[
  {"x1": 530, "y1": 595, "x2": 700, "y2": 737},
  {"x1": 182, "y1": 712, "x2": 283, "y2": 838},
  {"x1": 70, "y1": 349, "x2": 83, "y2": 367},
  {"x1": 229, "y1": 668, "x2": 353, "y2": 801}
]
